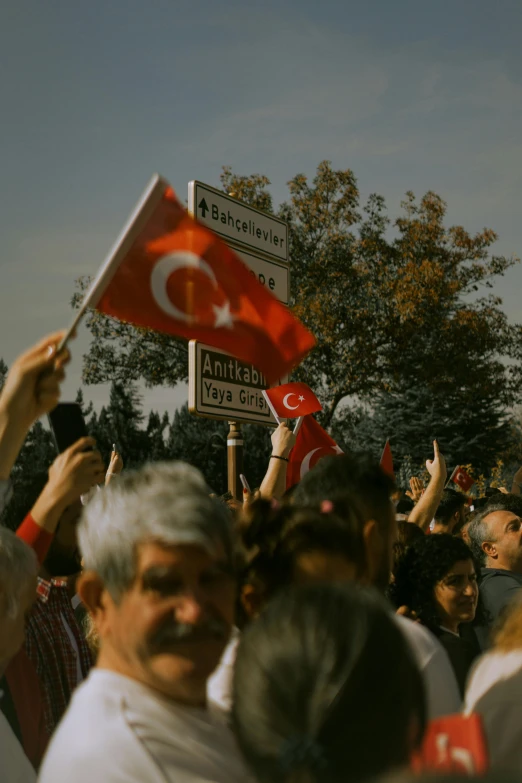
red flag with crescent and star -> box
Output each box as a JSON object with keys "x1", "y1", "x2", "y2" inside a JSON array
[
  {"x1": 287, "y1": 415, "x2": 343, "y2": 489},
  {"x1": 262, "y1": 382, "x2": 322, "y2": 420},
  {"x1": 83, "y1": 177, "x2": 315, "y2": 385},
  {"x1": 450, "y1": 466, "x2": 475, "y2": 492}
]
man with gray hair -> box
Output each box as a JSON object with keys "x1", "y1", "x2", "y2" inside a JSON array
[
  {"x1": 0, "y1": 528, "x2": 38, "y2": 782},
  {"x1": 39, "y1": 462, "x2": 248, "y2": 783},
  {"x1": 469, "y1": 500, "x2": 522, "y2": 642}
]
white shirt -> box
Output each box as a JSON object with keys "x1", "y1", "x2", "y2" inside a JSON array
[
  {"x1": 39, "y1": 669, "x2": 250, "y2": 783},
  {"x1": 0, "y1": 711, "x2": 36, "y2": 783},
  {"x1": 395, "y1": 615, "x2": 461, "y2": 718},
  {"x1": 207, "y1": 617, "x2": 461, "y2": 721},
  {"x1": 464, "y1": 650, "x2": 522, "y2": 771},
  {"x1": 207, "y1": 628, "x2": 239, "y2": 715}
]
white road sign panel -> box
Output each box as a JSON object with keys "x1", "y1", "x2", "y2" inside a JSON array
[
  {"x1": 189, "y1": 342, "x2": 283, "y2": 426},
  {"x1": 237, "y1": 248, "x2": 289, "y2": 304},
  {"x1": 188, "y1": 180, "x2": 288, "y2": 262}
]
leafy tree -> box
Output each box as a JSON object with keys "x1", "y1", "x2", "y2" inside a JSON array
[
  {"x1": 335, "y1": 381, "x2": 512, "y2": 476},
  {"x1": 166, "y1": 404, "x2": 228, "y2": 494},
  {"x1": 70, "y1": 162, "x2": 522, "y2": 475},
  {"x1": 88, "y1": 382, "x2": 148, "y2": 468},
  {"x1": 0, "y1": 359, "x2": 7, "y2": 390},
  {"x1": 1, "y1": 421, "x2": 55, "y2": 531},
  {"x1": 146, "y1": 411, "x2": 169, "y2": 463}
]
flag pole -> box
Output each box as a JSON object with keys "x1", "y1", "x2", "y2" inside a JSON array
[
  {"x1": 262, "y1": 390, "x2": 281, "y2": 425},
  {"x1": 446, "y1": 466, "x2": 458, "y2": 489},
  {"x1": 58, "y1": 173, "x2": 167, "y2": 352},
  {"x1": 293, "y1": 416, "x2": 304, "y2": 436}
]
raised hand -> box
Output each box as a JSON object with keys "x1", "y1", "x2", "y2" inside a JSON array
[
  {"x1": 426, "y1": 440, "x2": 447, "y2": 485},
  {"x1": 406, "y1": 476, "x2": 424, "y2": 503}
]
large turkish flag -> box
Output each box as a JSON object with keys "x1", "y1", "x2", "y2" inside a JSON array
[
  {"x1": 287, "y1": 415, "x2": 343, "y2": 489},
  {"x1": 85, "y1": 177, "x2": 315, "y2": 384}
]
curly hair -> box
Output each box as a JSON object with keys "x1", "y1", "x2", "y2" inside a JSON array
[{"x1": 389, "y1": 533, "x2": 487, "y2": 631}]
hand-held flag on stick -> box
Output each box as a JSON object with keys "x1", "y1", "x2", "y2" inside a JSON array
[
  {"x1": 262, "y1": 382, "x2": 322, "y2": 421},
  {"x1": 61, "y1": 175, "x2": 315, "y2": 384},
  {"x1": 287, "y1": 415, "x2": 343, "y2": 490},
  {"x1": 380, "y1": 439, "x2": 395, "y2": 480},
  {"x1": 449, "y1": 466, "x2": 475, "y2": 492}
]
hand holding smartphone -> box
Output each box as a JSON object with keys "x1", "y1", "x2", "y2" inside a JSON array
[{"x1": 48, "y1": 403, "x2": 90, "y2": 453}]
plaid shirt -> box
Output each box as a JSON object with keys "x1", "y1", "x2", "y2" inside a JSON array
[{"x1": 24, "y1": 578, "x2": 93, "y2": 737}]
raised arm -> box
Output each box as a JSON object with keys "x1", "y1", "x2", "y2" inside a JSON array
[
  {"x1": 407, "y1": 441, "x2": 447, "y2": 532},
  {"x1": 259, "y1": 422, "x2": 296, "y2": 501}
]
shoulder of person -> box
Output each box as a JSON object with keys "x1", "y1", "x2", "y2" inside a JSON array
[
  {"x1": 480, "y1": 569, "x2": 522, "y2": 588},
  {"x1": 39, "y1": 672, "x2": 163, "y2": 782}
]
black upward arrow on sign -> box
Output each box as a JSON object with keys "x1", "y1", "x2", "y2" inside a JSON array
[{"x1": 198, "y1": 198, "x2": 209, "y2": 218}]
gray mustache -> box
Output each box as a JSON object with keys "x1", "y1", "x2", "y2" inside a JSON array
[{"x1": 150, "y1": 618, "x2": 229, "y2": 649}]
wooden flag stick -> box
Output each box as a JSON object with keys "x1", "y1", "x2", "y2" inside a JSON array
[{"x1": 58, "y1": 174, "x2": 166, "y2": 352}]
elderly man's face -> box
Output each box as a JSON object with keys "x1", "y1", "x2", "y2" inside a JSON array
[
  {"x1": 0, "y1": 577, "x2": 36, "y2": 675},
  {"x1": 97, "y1": 542, "x2": 235, "y2": 705}
]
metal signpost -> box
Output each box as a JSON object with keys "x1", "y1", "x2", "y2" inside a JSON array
[{"x1": 187, "y1": 181, "x2": 290, "y2": 498}]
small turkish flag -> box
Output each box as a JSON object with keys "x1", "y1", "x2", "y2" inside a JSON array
[
  {"x1": 287, "y1": 415, "x2": 343, "y2": 489},
  {"x1": 262, "y1": 382, "x2": 322, "y2": 420},
  {"x1": 380, "y1": 440, "x2": 394, "y2": 479},
  {"x1": 450, "y1": 467, "x2": 475, "y2": 492},
  {"x1": 411, "y1": 714, "x2": 488, "y2": 774},
  {"x1": 76, "y1": 175, "x2": 315, "y2": 385}
]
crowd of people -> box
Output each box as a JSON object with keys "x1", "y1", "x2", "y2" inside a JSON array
[{"x1": 1, "y1": 332, "x2": 522, "y2": 781}]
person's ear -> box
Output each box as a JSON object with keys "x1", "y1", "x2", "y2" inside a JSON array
[
  {"x1": 78, "y1": 571, "x2": 115, "y2": 638},
  {"x1": 240, "y1": 583, "x2": 264, "y2": 620},
  {"x1": 482, "y1": 541, "x2": 497, "y2": 560},
  {"x1": 363, "y1": 519, "x2": 381, "y2": 583}
]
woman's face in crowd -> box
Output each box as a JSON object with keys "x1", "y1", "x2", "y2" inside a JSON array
[{"x1": 433, "y1": 558, "x2": 478, "y2": 632}]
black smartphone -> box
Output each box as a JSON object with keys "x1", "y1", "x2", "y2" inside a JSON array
[{"x1": 48, "y1": 403, "x2": 88, "y2": 453}]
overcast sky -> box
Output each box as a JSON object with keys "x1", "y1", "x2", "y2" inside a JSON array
[{"x1": 1, "y1": 0, "x2": 522, "y2": 416}]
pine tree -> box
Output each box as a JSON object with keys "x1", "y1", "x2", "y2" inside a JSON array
[{"x1": 146, "y1": 410, "x2": 168, "y2": 463}]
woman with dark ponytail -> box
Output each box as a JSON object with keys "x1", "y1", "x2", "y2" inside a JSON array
[{"x1": 232, "y1": 583, "x2": 426, "y2": 783}]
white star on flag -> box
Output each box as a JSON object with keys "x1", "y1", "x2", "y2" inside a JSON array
[{"x1": 212, "y1": 301, "x2": 234, "y2": 329}]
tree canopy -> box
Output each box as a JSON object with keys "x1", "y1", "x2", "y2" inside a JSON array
[{"x1": 69, "y1": 161, "x2": 522, "y2": 478}]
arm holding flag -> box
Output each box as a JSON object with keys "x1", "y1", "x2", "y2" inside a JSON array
[
  {"x1": 408, "y1": 441, "x2": 447, "y2": 532},
  {"x1": 259, "y1": 423, "x2": 296, "y2": 501},
  {"x1": 0, "y1": 331, "x2": 70, "y2": 483}
]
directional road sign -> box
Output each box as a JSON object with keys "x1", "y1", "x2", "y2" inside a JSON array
[
  {"x1": 188, "y1": 180, "x2": 288, "y2": 262},
  {"x1": 188, "y1": 180, "x2": 290, "y2": 425},
  {"x1": 189, "y1": 342, "x2": 283, "y2": 426}
]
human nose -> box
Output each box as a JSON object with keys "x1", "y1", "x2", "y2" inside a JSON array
[
  {"x1": 174, "y1": 590, "x2": 207, "y2": 625},
  {"x1": 463, "y1": 580, "x2": 476, "y2": 597}
]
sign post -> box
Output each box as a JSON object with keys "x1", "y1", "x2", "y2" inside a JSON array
[
  {"x1": 187, "y1": 181, "x2": 290, "y2": 499},
  {"x1": 227, "y1": 421, "x2": 244, "y2": 502}
]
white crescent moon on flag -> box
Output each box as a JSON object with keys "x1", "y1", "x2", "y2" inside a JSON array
[
  {"x1": 300, "y1": 448, "x2": 321, "y2": 479},
  {"x1": 300, "y1": 445, "x2": 343, "y2": 479},
  {"x1": 150, "y1": 251, "x2": 218, "y2": 324},
  {"x1": 283, "y1": 392, "x2": 300, "y2": 410}
]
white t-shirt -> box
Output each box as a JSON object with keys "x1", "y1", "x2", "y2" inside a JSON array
[
  {"x1": 464, "y1": 649, "x2": 522, "y2": 772},
  {"x1": 0, "y1": 711, "x2": 36, "y2": 783},
  {"x1": 207, "y1": 628, "x2": 239, "y2": 716},
  {"x1": 395, "y1": 615, "x2": 461, "y2": 718},
  {"x1": 207, "y1": 617, "x2": 461, "y2": 720},
  {"x1": 39, "y1": 669, "x2": 250, "y2": 783}
]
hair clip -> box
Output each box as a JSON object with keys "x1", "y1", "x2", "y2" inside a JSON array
[
  {"x1": 320, "y1": 499, "x2": 334, "y2": 514},
  {"x1": 270, "y1": 498, "x2": 281, "y2": 511}
]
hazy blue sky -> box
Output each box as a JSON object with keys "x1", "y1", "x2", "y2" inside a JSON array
[{"x1": 1, "y1": 0, "x2": 522, "y2": 415}]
